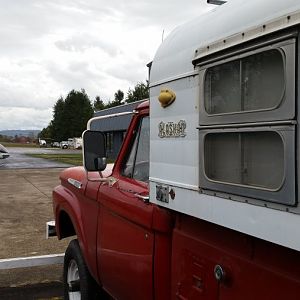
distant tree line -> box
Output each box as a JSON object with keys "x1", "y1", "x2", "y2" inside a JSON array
[
  {"x1": 0, "y1": 135, "x2": 11, "y2": 142},
  {"x1": 39, "y1": 81, "x2": 149, "y2": 141},
  {"x1": 0, "y1": 134, "x2": 36, "y2": 144},
  {"x1": 92, "y1": 81, "x2": 149, "y2": 111},
  {"x1": 39, "y1": 89, "x2": 93, "y2": 141}
]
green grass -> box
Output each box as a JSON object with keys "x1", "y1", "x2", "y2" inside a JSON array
[
  {"x1": 27, "y1": 153, "x2": 115, "y2": 166},
  {"x1": 27, "y1": 153, "x2": 83, "y2": 166}
]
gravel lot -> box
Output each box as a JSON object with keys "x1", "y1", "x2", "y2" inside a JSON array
[
  {"x1": 0, "y1": 148, "x2": 75, "y2": 296},
  {"x1": 0, "y1": 168, "x2": 71, "y2": 260}
]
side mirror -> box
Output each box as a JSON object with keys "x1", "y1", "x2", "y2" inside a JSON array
[{"x1": 82, "y1": 130, "x2": 107, "y2": 171}]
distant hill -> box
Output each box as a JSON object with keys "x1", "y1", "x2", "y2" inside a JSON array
[{"x1": 0, "y1": 130, "x2": 40, "y2": 138}]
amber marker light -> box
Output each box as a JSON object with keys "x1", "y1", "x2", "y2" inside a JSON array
[{"x1": 158, "y1": 89, "x2": 176, "y2": 108}]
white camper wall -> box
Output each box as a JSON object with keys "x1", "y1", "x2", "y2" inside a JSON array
[{"x1": 150, "y1": 76, "x2": 199, "y2": 190}]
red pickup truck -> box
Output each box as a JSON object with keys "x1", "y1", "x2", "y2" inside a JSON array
[
  {"x1": 51, "y1": 1, "x2": 300, "y2": 299},
  {"x1": 53, "y1": 101, "x2": 168, "y2": 299},
  {"x1": 52, "y1": 100, "x2": 300, "y2": 300}
]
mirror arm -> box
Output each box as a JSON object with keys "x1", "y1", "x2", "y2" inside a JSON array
[{"x1": 86, "y1": 173, "x2": 118, "y2": 187}]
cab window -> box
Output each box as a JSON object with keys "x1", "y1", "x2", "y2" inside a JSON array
[{"x1": 121, "y1": 117, "x2": 150, "y2": 182}]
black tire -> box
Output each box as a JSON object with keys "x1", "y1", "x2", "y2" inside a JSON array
[{"x1": 64, "y1": 239, "x2": 101, "y2": 300}]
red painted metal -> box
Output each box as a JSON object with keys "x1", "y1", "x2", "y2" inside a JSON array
[
  {"x1": 136, "y1": 100, "x2": 150, "y2": 110},
  {"x1": 53, "y1": 166, "x2": 100, "y2": 281},
  {"x1": 153, "y1": 232, "x2": 172, "y2": 300},
  {"x1": 172, "y1": 214, "x2": 300, "y2": 300},
  {"x1": 97, "y1": 195, "x2": 154, "y2": 300},
  {"x1": 96, "y1": 104, "x2": 155, "y2": 299}
]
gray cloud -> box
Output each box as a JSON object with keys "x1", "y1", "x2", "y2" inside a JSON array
[
  {"x1": 0, "y1": 106, "x2": 52, "y2": 130},
  {"x1": 55, "y1": 34, "x2": 119, "y2": 56},
  {"x1": 0, "y1": 0, "x2": 214, "y2": 130}
]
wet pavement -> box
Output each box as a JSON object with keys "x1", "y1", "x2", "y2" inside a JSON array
[{"x1": 0, "y1": 147, "x2": 79, "y2": 169}]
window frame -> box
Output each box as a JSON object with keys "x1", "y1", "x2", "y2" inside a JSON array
[
  {"x1": 199, "y1": 125, "x2": 296, "y2": 206},
  {"x1": 120, "y1": 116, "x2": 150, "y2": 183},
  {"x1": 203, "y1": 131, "x2": 285, "y2": 192},
  {"x1": 105, "y1": 132, "x2": 114, "y2": 153},
  {"x1": 199, "y1": 38, "x2": 296, "y2": 125}
]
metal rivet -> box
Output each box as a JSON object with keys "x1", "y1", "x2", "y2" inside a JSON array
[{"x1": 214, "y1": 265, "x2": 225, "y2": 282}]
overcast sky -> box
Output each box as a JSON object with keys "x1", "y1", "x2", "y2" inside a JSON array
[{"x1": 0, "y1": 0, "x2": 212, "y2": 130}]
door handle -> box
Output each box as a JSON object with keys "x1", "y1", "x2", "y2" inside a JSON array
[{"x1": 135, "y1": 194, "x2": 150, "y2": 203}]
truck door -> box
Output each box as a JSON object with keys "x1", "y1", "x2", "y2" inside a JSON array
[{"x1": 97, "y1": 115, "x2": 153, "y2": 300}]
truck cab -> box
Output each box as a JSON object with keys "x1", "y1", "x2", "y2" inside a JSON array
[{"x1": 53, "y1": 102, "x2": 173, "y2": 299}]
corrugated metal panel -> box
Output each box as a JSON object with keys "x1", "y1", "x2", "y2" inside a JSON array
[
  {"x1": 91, "y1": 100, "x2": 145, "y2": 132},
  {"x1": 90, "y1": 114, "x2": 133, "y2": 131}
]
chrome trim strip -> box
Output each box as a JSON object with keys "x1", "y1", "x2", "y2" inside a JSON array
[
  {"x1": 68, "y1": 178, "x2": 82, "y2": 189},
  {"x1": 149, "y1": 177, "x2": 199, "y2": 191},
  {"x1": 197, "y1": 120, "x2": 296, "y2": 130}
]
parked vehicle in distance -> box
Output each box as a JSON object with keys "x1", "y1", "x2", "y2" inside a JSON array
[
  {"x1": 67, "y1": 137, "x2": 83, "y2": 149},
  {"x1": 38, "y1": 139, "x2": 46, "y2": 147},
  {"x1": 73, "y1": 137, "x2": 82, "y2": 149},
  {"x1": 60, "y1": 141, "x2": 69, "y2": 149},
  {"x1": 49, "y1": 1, "x2": 300, "y2": 299},
  {"x1": 0, "y1": 144, "x2": 9, "y2": 159},
  {"x1": 52, "y1": 142, "x2": 60, "y2": 148}
]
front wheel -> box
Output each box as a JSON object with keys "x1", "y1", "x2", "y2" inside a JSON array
[{"x1": 64, "y1": 239, "x2": 100, "y2": 300}]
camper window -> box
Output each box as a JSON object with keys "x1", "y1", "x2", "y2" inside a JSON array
[
  {"x1": 198, "y1": 37, "x2": 296, "y2": 206},
  {"x1": 199, "y1": 125, "x2": 295, "y2": 206},
  {"x1": 204, "y1": 131, "x2": 284, "y2": 190},
  {"x1": 199, "y1": 38, "x2": 295, "y2": 125},
  {"x1": 204, "y1": 50, "x2": 284, "y2": 115}
]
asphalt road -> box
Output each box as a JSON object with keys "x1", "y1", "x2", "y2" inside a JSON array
[
  {"x1": 0, "y1": 281, "x2": 63, "y2": 300},
  {"x1": 0, "y1": 147, "x2": 79, "y2": 169}
]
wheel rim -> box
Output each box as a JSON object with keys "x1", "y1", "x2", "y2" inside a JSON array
[{"x1": 67, "y1": 259, "x2": 81, "y2": 300}]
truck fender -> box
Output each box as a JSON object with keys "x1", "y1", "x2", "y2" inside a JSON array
[{"x1": 53, "y1": 185, "x2": 96, "y2": 280}]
